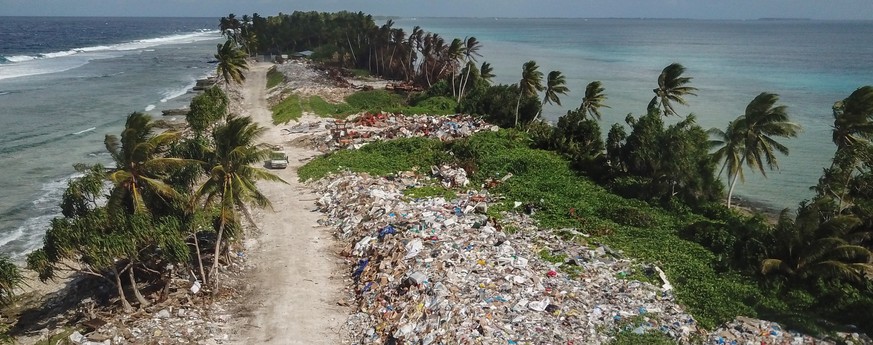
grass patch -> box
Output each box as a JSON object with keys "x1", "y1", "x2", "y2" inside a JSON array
[
  {"x1": 271, "y1": 90, "x2": 458, "y2": 124},
  {"x1": 272, "y1": 94, "x2": 305, "y2": 124},
  {"x1": 297, "y1": 137, "x2": 450, "y2": 181},
  {"x1": 266, "y1": 66, "x2": 284, "y2": 89},
  {"x1": 403, "y1": 185, "x2": 457, "y2": 200}
]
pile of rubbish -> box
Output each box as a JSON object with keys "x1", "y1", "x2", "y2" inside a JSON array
[
  {"x1": 313, "y1": 168, "x2": 707, "y2": 344},
  {"x1": 709, "y1": 316, "x2": 871, "y2": 345},
  {"x1": 284, "y1": 113, "x2": 498, "y2": 152}
]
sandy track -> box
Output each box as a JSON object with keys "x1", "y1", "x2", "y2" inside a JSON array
[{"x1": 229, "y1": 62, "x2": 346, "y2": 344}]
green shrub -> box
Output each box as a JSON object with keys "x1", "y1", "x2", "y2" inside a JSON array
[
  {"x1": 410, "y1": 96, "x2": 457, "y2": 114},
  {"x1": 601, "y1": 205, "x2": 656, "y2": 228},
  {"x1": 345, "y1": 90, "x2": 403, "y2": 110},
  {"x1": 266, "y1": 66, "x2": 284, "y2": 89}
]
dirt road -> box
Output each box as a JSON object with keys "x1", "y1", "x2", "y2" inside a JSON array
[{"x1": 229, "y1": 62, "x2": 346, "y2": 344}]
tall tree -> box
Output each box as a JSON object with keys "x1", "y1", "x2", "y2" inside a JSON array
[
  {"x1": 529, "y1": 70, "x2": 570, "y2": 125},
  {"x1": 648, "y1": 63, "x2": 697, "y2": 116},
  {"x1": 457, "y1": 36, "x2": 482, "y2": 103},
  {"x1": 724, "y1": 92, "x2": 801, "y2": 208},
  {"x1": 814, "y1": 86, "x2": 873, "y2": 212},
  {"x1": 515, "y1": 60, "x2": 543, "y2": 127},
  {"x1": 195, "y1": 115, "x2": 285, "y2": 284},
  {"x1": 215, "y1": 39, "x2": 249, "y2": 87},
  {"x1": 580, "y1": 81, "x2": 609, "y2": 121}
]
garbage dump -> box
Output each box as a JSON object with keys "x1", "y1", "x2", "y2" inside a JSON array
[
  {"x1": 313, "y1": 168, "x2": 709, "y2": 344},
  {"x1": 309, "y1": 166, "x2": 872, "y2": 345},
  {"x1": 283, "y1": 113, "x2": 498, "y2": 152}
]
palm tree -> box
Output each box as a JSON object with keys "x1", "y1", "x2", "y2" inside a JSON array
[
  {"x1": 762, "y1": 207, "x2": 873, "y2": 283},
  {"x1": 195, "y1": 115, "x2": 285, "y2": 284},
  {"x1": 479, "y1": 61, "x2": 495, "y2": 86},
  {"x1": 215, "y1": 39, "x2": 249, "y2": 87},
  {"x1": 580, "y1": 81, "x2": 609, "y2": 121},
  {"x1": 530, "y1": 70, "x2": 570, "y2": 125},
  {"x1": 457, "y1": 36, "x2": 482, "y2": 103},
  {"x1": 816, "y1": 86, "x2": 873, "y2": 211},
  {"x1": 832, "y1": 86, "x2": 873, "y2": 151},
  {"x1": 648, "y1": 63, "x2": 697, "y2": 116},
  {"x1": 724, "y1": 92, "x2": 801, "y2": 208},
  {"x1": 515, "y1": 60, "x2": 543, "y2": 127},
  {"x1": 708, "y1": 120, "x2": 743, "y2": 181},
  {"x1": 104, "y1": 112, "x2": 191, "y2": 215}
]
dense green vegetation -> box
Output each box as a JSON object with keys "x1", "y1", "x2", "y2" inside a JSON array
[{"x1": 271, "y1": 90, "x2": 457, "y2": 124}]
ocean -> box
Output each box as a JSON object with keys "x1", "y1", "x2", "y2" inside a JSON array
[
  {"x1": 395, "y1": 17, "x2": 873, "y2": 211},
  {"x1": 0, "y1": 17, "x2": 221, "y2": 260},
  {"x1": 1, "y1": 17, "x2": 872, "y2": 260}
]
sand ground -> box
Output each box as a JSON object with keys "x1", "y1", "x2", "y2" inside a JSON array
[{"x1": 227, "y1": 62, "x2": 346, "y2": 344}]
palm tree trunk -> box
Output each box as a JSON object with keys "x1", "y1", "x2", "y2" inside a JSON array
[
  {"x1": 209, "y1": 218, "x2": 227, "y2": 286},
  {"x1": 514, "y1": 91, "x2": 522, "y2": 127},
  {"x1": 726, "y1": 156, "x2": 746, "y2": 208},
  {"x1": 192, "y1": 228, "x2": 207, "y2": 284},
  {"x1": 451, "y1": 72, "x2": 457, "y2": 99},
  {"x1": 458, "y1": 66, "x2": 473, "y2": 104},
  {"x1": 128, "y1": 267, "x2": 150, "y2": 307},
  {"x1": 527, "y1": 95, "x2": 548, "y2": 131},
  {"x1": 717, "y1": 159, "x2": 728, "y2": 180},
  {"x1": 112, "y1": 266, "x2": 133, "y2": 312}
]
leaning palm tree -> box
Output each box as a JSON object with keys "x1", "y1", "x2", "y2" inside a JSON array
[
  {"x1": 648, "y1": 63, "x2": 697, "y2": 116},
  {"x1": 529, "y1": 70, "x2": 570, "y2": 125},
  {"x1": 195, "y1": 115, "x2": 285, "y2": 284},
  {"x1": 215, "y1": 39, "x2": 249, "y2": 87},
  {"x1": 104, "y1": 112, "x2": 191, "y2": 215},
  {"x1": 479, "y1": 61, "x2": 495, "y2": 86},
  {"x1": 708, "y1": 120, "x2": 743, "y2": 181},
  {"x1": 580, "y1": 81, "x2": 609, "y2": 121},
  {"x1": 762, "y1": 208, "x2": 873, "y2": 283},
  {"x1": 457, "y1": 36, "x2": 482, "y2": 103},
  {"x1": 724, "y1": 92, "x2": 801, "y2": 208},
  {"x1": 832, "y1": 86, "x2": 873, "y2": 151},
  {"x1": 820, "y1": 86, "x2": 873, "y2": 210},
  {"x1": 515, "y1": 60, "x2": 544, "y2": 127}
]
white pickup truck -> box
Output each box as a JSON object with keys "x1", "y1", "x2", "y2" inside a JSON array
[{"x1": 267, "y1": 150, "x2": 289, "y2": 169}]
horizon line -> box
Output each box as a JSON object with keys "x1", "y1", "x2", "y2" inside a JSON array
[{"x1": 0, "y1": 14, "x2": 871, "y2": 22}]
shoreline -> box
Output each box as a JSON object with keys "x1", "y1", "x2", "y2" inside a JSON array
[{"x1": 7, "y1": 57, "x2": 866, "y2": 344}]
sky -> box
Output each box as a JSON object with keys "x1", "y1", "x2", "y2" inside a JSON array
[{"x1": 0, "y1": 0, "x2": 871, "y2": 20}]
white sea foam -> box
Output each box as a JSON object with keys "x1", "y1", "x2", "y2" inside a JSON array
[
  {"x1": 72, "y1": 127, "x2": 97, "y2": 135},
  {"x1": 0, "y1": 30, "x2": 221, "y2": 81},
  {"x1": 4, "y1": 55, "x2": 37, "y2": 63},
  {"x1": 145, "y1": 104, "x2": 156, "y2": 111},
  {"x1": 2, "y1": 173, "x2": 84, "y2": 259},
  {"x1": 160, "y1": 79, "x2": 197, "y2": 103}
]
